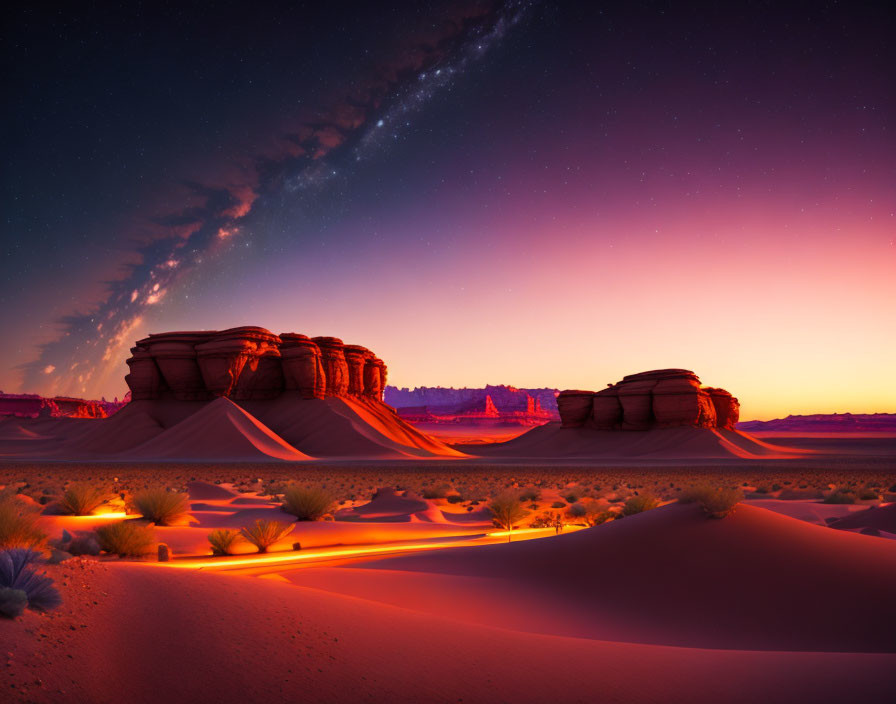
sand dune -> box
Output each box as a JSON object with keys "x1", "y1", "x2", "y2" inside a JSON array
[
  {"x1": 2, "y1": 558, "x2": 893, "y2": 704},
  {"x1": 284, "y1": 503, "x2": 896, "y2": 652},
  {"x1": 241, "y1": 395, "x2": 466, "y2": 458},
  {"x1": 829, "y1": 503, "x2": 896, "y2": 535},
  {"x1": 466, "y1": 422, "x2": 809, "y2": 459},
  {"x1": 0, "y1": 394, "x2": 466, "y2": 460},
  {"x1": 119, "y1": 398, "x2": 312, "y2": 461}
]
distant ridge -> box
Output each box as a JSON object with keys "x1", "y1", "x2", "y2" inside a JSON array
[{"x1": 738, "y1": 413, "x2": 896, "y2": 433}]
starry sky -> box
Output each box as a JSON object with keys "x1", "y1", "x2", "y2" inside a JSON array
[{"x1": 2, "y1": 0, "x2": 894, "y2": 419}]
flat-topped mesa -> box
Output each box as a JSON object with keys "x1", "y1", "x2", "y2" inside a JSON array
[
  {"x1": 312, "y1": 337, "x2": 349, "y2": 397},
  {"x1": 123, "y1": 327, "x2": 387, "y2": 403},
  {"x1": 343, "y1": 345, "x2": 371, "y2": 396},
  {"x1": 280, "y1": 334, "x2": 326, "y2": 399},
  {"x1": 557, "y1": 369, "x2": 739, "y2": 431},
  {"x1": 364, "y1": 356, "x2": 386, "y2": 400},
  {"x1": 195, "y1": 327, "x2": 281, "y2": 399},
  {"x1": 557, "y1": 391, "x2": 595, "y2": 428},
  {"x1": 139, "y1": 331, "x2": 215, "y2": 401}
]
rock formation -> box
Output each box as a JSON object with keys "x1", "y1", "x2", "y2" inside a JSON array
[
  {"x1": 124, "y1": 327, "x2": 387, "y2": 403},
  {"x1": 557, "y1": 369, "x2": 739, "y2": 431},
  {"x1": 280, "y1": 334, "x2": 326, "y2": 399}
]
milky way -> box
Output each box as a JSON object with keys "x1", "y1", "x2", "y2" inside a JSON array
[{"x1": 17, "y1": 1, "x2": 535, "y2": 399}]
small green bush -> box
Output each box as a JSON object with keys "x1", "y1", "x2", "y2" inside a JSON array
[
  {"x1": 0, "y1": 496, "x2": 46, "y2": 551},
  {"x1": 131, "y1": 488, "x2": 191, "y2": 525},
  {"x1": 95, "y1": 521, "x2": 155, "y2": 557},
  {"x1": 58, "y1": 482, "x2": 110, "y2": 516},
  {"x1": 208, "y1": 529, "x2": 241, "y2": 556},
  {"x1": 240, "y1": 520, "x2": 293, "y2": 553},
  {"x1": 446, "y1": 494, "x2": 464, "y2": 504},
  {"x1": 622, "y1": 493, "x2": 658, "y2": 516},
  {"x1": 551, "y1": 501, "x2": 566, "y2": 509},
  {"x1": 281, "y1": 485, "x2": 336, "y2": 521}
]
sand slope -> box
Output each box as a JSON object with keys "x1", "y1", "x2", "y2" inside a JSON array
[
  {"x1": 2, "y1": 559, "x2": 893, "y2": 704},
  {"x1": 120, "y1": 398, "x2": 312, "y2": 461},
  {"x1": 0, "y1": 395, "x2": 465, "y2": 460},
  {"x1": 241, "y1": 395, "x2": 466, "y2": 458},
  {"x1": 467, "y1": 422, "x2": 809, "y2": 459},
  {"x1": 284, "y1": 503, "x2": 896, "y2": 652}
]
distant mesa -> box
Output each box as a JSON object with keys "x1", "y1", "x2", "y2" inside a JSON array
[
  {"x1": 557, "y1": 369, "x2": 739, "y2": 431},
  {"x1": 737, "y1": 413, "x2": 896, "y2": 434},
  {"x1": 0, "y1": 392, "x2": 127, "y2": 419},
  {"x1": 385, "y1": 385, "x2": 559, "y2": 426}
]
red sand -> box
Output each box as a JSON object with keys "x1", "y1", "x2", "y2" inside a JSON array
[
  {"x1": 120, "y1": 398, "x2": 312, "y2": 461},
  {"x1": 280, "y1": 503, "x2": 896, "y2": 652},
  {"x1": 2, "y1": 558, "x2": 893, "y2": 704}
]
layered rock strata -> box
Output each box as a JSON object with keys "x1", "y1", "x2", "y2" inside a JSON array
[
  {"x1": 557, "y1": 369, "x2": 739, "y2": 431},
  {"x1": 125, "y1": 327, "x2": 386, "y2": 403}
]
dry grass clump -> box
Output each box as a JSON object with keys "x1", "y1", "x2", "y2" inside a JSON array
[
  {"x1": 58, "y1": 482, "x2": 110, "y2": 516},
  {"x1": 240, "y1": 520, "x2": 293, "y2": 553},
  {"x1": 622, "y1": 493, "x2": 658, "y2": 516},
  {"x1": 0, "y1": 493, "x2": 47, "y2": 551},
  {"x1": 130, "y1": 488, "x2": 191, "y2": 525},
  {"x1": 422, "y1": 483, "x2": 452, "y2": 499},
  {"x1": 95, "y1": 521, "x2": 155, "y2": 556},
  {"x1": 0, "y1": 549, "x2": 61, "y2": 617},
  {"x1": 281, "y1": 485, "x2": 336, "y2": 521},
  {"x1": 822, "y1": 490, "x2": 856, "y2": 504},
  {"x1": 208, "y1": 529, "x2": 242, "y2": 556},
  {"x1": 680, "y1": 484, "x2": 742, "y2": 518}
]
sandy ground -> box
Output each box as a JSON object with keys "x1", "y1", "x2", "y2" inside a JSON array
[{"x1": 2, "y1": 501, "x2": 894, "y2": 703}]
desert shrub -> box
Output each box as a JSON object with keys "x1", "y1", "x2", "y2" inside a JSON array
[
  {"x1": 208, "y1": 529, "x2": 241, "y2": 556},
  {"x1": 518, "y1": 487, "x2": 541, "y2": 502},
  {"x1": 446, "y1": 494, "x2": 464, "y2": 504},
  {"x1": 857, "y1": 487, "x2": 879, "y2": 501},
  {"x1": 422, "y1": 484, "x2": 452, "y2": 499},
  {"x1": 566, "y1": 502, "x2": 587, "y2": 519},
  {"x1": 240, "y1": 520, "x2": 293, "y2": 553},
  {"x1": 95, "y1": 521, "x2": 155, "y2": 556},
  {"x1": 680, "y1": 485, "x2": 742, "y2": 518},
  {"x1": 622, "y1": 493, "x2": 658, "y2": 516},
  {"x1": 0, "y1": 549, "x2": 61, "y2": 615},
  {"x1": 58, "y1": 482, "x2": 110, "y2": 516},
  {"x1": 823, "y1": 490, "x2": 855, "y2": 504},
  {"x1": 580, "y1": 499, "x2": 614, "y2": 526},
  {"x1": 0, "y1": 495, "x2": 47, "y2": 551},
  {"x1": 281, "y1": 485, "x2": 336, "y2": 521},
  {"x1": 551, "y1": 501, "x2": 566, "y2": 509},
  {"x1": 130, "y1": 488, "x2": 191, "y2": 525},
  {"x1": 562, "y1": 488, "x2": 584, "y2": 503},
  {"x1": 67, "y1": 533, "x2": 101, "y2": 556},
  {"x1": 529, "y1": 512, "x2": 554, "y2": 528},
  {"x1": 488, "y1": 491, "x2": 529, "y2": 536}
]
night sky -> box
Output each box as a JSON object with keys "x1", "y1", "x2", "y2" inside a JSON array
[{"x1": 3, "y1": 1, "x2": 893, "y2": 418}]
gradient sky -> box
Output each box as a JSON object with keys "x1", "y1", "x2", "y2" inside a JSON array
[{"x1": 2, "y1": 0, "x2": 894, "y2": 420}]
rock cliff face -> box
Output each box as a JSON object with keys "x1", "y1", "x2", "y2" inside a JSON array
[
  {"x1": 558, "y1": 370, "x2": 739, "y2": 431},
  {"x1": 125, "y1": 327, "x2": 387, "y2": 403}
]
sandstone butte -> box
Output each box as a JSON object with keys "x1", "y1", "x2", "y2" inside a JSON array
[
  {"x1": 124, "y1": 326, "x2": 387, "y2": 403},
  {"x1": 557, "y1": 369, "x2": 739, "y2": 431}
]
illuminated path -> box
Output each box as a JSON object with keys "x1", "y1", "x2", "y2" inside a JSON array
[{"x1": 153, "y1": 525, "x2": 583, "y2": 574}]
